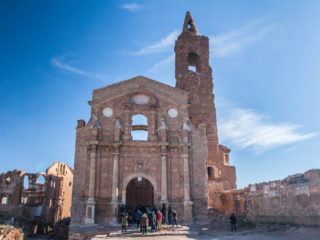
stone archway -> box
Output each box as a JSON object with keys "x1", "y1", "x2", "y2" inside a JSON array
[
  {"x1": 122, "y1": 173, "x2": 157, "y2": 206},
  {"x1": 126, "y1": 177, "x2": 154, "y2": 207}
]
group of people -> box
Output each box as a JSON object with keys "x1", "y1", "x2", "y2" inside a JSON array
[
  {"x1": 120, "y1": 205, "x2": 238, "y2": 234},
  {"x1": 120, "y1": 205, "x2": 178, "y2": 234}
]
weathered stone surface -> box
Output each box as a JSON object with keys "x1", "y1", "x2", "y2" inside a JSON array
[{"x1": 220, "y1": 169, "x2": 320, "y2": 226}]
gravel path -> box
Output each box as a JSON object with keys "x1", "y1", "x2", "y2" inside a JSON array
[{"x1": 90, "y1": 225, "x2": 320, "y2": 240}]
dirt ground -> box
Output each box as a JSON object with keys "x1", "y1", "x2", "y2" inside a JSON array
[{"x1": 90, "y1": 225, "x2": 320, "y2": 240}]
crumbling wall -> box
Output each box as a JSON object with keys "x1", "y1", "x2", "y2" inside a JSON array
[
  {"x1": 0, "y1": 162, "x2": 73, "y2": 228},
  {"x1": 42, "y1": 162, "x2": 73, "y2": 225},
  {"x1": 0, "y1": 170, "x2": 25, "y2": 218},
  {"x1": 221, "y1": 169, "x2": 320, "y2": 226}
]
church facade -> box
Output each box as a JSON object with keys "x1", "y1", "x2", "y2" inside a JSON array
[{"x1": 70, "y1": 12, "x2": 236, "y2": 226}]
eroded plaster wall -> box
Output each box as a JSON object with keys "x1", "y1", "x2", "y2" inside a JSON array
[{"x1": 220, "y1": 169, "x2": 320, "y2": 226}]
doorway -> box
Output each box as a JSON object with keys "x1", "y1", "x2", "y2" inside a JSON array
[{"x1": 125, "y1": 177, "x2": 154, "y2": 208}]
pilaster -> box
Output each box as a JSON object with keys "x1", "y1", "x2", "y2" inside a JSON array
[
  {"x1": 160, "y1": 145, "x2": 168, "y2": 203},
  {"x1": 85, "y1": 142, "x2": 98, "y2": 224}
]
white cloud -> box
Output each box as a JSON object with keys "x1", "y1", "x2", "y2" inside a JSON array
[
  {"x1": 148, "y1": 54, "x2": 174, "y2": 72},
  {"x1": 218, "y1": 106, "x2": 316, "y2": 153},
  {"x1": 50, "y1": 57, "x2": 109, "y2": 81},
  {"x1": 134, "y1": 30, "x2": 179, "y2": 55},
  {"x1": 211, "y1": 19, "x2": 276, "y2": 58},
  {"x1": 121, "y1": 3, "x2": 142, "y2": 11},
  {"x1": 51, "y1": 57, "x2": 89, "y2": 76}
]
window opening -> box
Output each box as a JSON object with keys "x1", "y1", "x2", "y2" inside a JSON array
[
  {"x1": 131, "y1": 114, "x2": 148, "y2": 141},
  {"x1": 187, "y1": 52, "x2": 200, "y2": 72},
  {"x1": 137, "y1": 177, "x2": 142, "y2": 182},
  {"x1": 21, "y1": 197, "x2": 27, "y2": 204},
  {"x1": 23, "y1": 175, "x2": 29, "y2": 189},
  {"x1": 36, "y1": 175, "x2": 45, "y2": 184},
  {"x1": 188, "y1": 66, "x2": 196, "y2": 72},
  {"x1": 187, "y1": 20, "x2": 194, "y2": 32},
  {"x1": 207, "y1": 167, "x2": 215, "y2": 181},
  {"x1": 1, "y1": 197, "x2": 8, "y2": 204}
]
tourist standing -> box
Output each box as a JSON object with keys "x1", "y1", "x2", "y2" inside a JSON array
[
  {"x1": 153, "y1": 210, "x2": 158, "y2": 230},
  {"x1": 172, "y1": 209, "x2": 177, "y2": 226},
  {"x1": 161, "y1": 204, "x2": 166, "y2": 224},
  {"x1": 168, "y1": 206, "x2": 172, "y2": 225},
  {"x1": 121, "y1": 214, "x2": 128, "y2": 234},
  {"x1": 148, "y1": 212, "x2": 156, "y2": 232},
  {"x1": 157, "y1": 210, "x2": 162, "y2": 231},
  {"x1": 140, "y1": 213, "x2": 148, "y2": 234},
  {"x1": 135, "y1": 209, "x2": 142, "y2": 229},
  {"x1": 230, "y1": 213, "x2": 237, "y2": 232}
]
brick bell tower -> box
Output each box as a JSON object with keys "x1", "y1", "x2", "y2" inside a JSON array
[{"x1": 175, "y1": 12, "x2": 219, "y2": 167}]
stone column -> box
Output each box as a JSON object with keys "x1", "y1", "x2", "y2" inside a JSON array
[
  {"x1": 182, "y1": 147, "x2": 191, "y2": 201},
  {"x1": 181, "y1": 122, "x2": 193, "y2": 222},
  {"x1": 111, "y1": 145, "x2": 120, "y2": 201},
  {"x1": 85, "y1": 143, "x2": 98, "y2": 224},
  {"x1": 182, "y1": 146, "x2": 193, "y2": 221},
  {"x1": 110, "y1": 144, "x2": 120, "y2": 220},
  {"x1": 121, "y1": 190, "x2": 126, "y2": 205},
  {"x1": 160, "y1": 145, "x2": 168, "y2": 203}
]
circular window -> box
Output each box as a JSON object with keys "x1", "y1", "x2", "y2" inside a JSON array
[
  {"x1": 168, "y1": 108, "x2": 178, "y2": 118},
  {"x1": 102, "y1": 108, "x2": 113, "y2": 117}
]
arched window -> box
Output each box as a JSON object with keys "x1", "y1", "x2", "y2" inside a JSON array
[
  {"x1": 131, "y1": 114, "x2": 148, "y2": 141},
  {"x1": 187, "y1": 52, "x2": 200, "y2": 72},
  {"x1": 36, "y1": 175, "x2": 45, "y2": 184}
]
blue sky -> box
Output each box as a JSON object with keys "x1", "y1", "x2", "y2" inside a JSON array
[{"x1": 0, "y1": 0, "x2": 319, "y2": 188}]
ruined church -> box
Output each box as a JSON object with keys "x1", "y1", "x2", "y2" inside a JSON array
[{"x1": 70, "y1": 12, "x2": 236, "y2": 226}]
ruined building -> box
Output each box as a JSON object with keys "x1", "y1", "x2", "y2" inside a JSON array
[
  {"x1": 222, "y1": 169, "x2": 320, "y2": 226},
  {"x1": 0, "y1": 162, "x2": 73, "y2": 226},
  {"x1": 70, "y1": 12, "x2": 236, "y2": 228}
]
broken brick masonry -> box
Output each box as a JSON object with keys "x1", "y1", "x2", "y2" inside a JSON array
[
  {"x1": 219, "y1": 169, "x2": 320, "y2": 226},
  {"x1": 0, "y1": 162, "x2": 73, "y2": 227}
]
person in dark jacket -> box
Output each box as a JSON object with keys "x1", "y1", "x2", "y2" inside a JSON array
[
  {"x1": 172, "y1": 209, "x2": 177, "y2": 226},
  {"x1": 148, "y1": 212, "x2": 156, "y2": 232},
  {"x1": 168, "y1": 206, "x2": 172, "y2": 225},
  {"x1": 161, "y1": 204, "x2": 166, "y2": 224},
  {"x1": 229, "y1": 213, "x2": 237, "y2": 232},
  {"x1": 135, "y1": 209, "x2": 142, "y2": 229}
]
